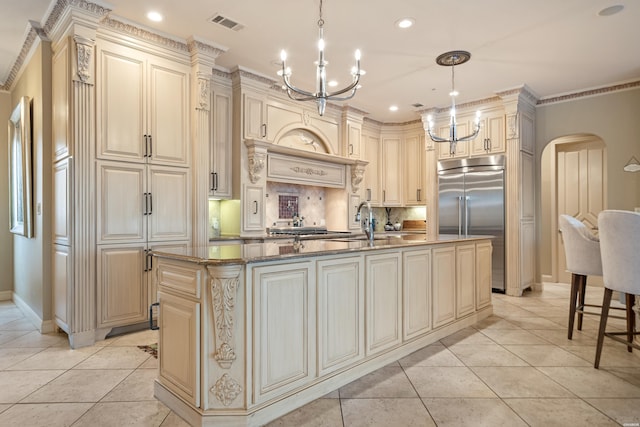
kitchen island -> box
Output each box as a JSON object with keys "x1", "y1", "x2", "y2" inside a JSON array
[{"x1": 152, "y1": 235, "x2": 493, "y2": 427}]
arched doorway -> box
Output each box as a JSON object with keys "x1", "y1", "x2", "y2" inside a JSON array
[{"x1": 541, "y1": 134, "x2": 607, "y2": 285}]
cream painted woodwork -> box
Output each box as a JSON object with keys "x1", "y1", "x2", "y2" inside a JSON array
[
  {"x1": 153, "y1": 237, "x2": 492, "y2": 426},
  {"x1": 432, "y1": 245, "x2": 456, "y2": 328},
  {"x1": 317, "y1": 257, "x2": 365, "y2": 376},
  {"x1": 342, "y1": 111, "x2": 363, "y2": 159},
  {"x1": 362, "y1": 134, "x2": 381, "y2": 204},
  {"x1": 404, "y1": 133, "x2": 427, "y2": 206},
  {"x1": 365, "y1": 251, "x2": 402, "y2": 355},
  {"x1": 158, "y1": 290, "x2": 201, "y2": 408},
  {"x1": 403, "y1": 249, "x2": 432, "y2": 340},
  {"x1": 437, "y1": 122, "x2": 470, "y2": 160},
  {"x1": 380, "y1": 137, "x2": 403, "y2": 206},
  {"x1": 252, "y1": 261, "x2": 316, "y2": 404},
  {"x1": 96, "y1": 161, "x2": 190, "y2": 244},
  {"x1": 96, "y1": 39, "x2": 190, "y2": 166},
  {"x1": 53, "y1": 159, "x2": 71, "y2": 245},
  {"x1": 456, "y1": 244, "x2": 476, "y2": 318},
  {"x1": 53, "y1": 244, "x2": 71, "y2": 333},
  {"x1": 96, "y1": 244, "x2": 148, "y2": 328},
  {"x1": 471, "y1": 113, "x2": 505, "y2": 156},
  {"x1": 210, "y1": 82, "x2": 233, "y2": 198},
  {"x1": 555, "y1": 139, "x2": 606, "y2": 284},
  {"x1": 242, "y1": 184, "x2": 265, "y2": 233},
  {"x1": 52, "y1": 41, "x2": 70, "y2": 162},
  {"x1": 476, "y1": 241, "x2": 493, "y2": 309},
  {"x1": 243, "y1": 90, "x2": 267, "y2": 140}
]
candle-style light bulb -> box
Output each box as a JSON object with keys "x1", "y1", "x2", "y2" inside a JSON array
[{"x1": 280, "y1": 50, "x2": 287, "y2": 62}]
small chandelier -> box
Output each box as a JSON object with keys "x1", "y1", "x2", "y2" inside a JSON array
[
  {"x1": 426, "y1": 50, "x2": 480, "y2": 154},
  {"x1": 278, "y1": 0, "x2": 362, "y2": 116}
]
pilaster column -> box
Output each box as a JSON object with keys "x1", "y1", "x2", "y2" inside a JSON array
[{"x1": 188, "y1": 38, "x2": 227, "y2": 247}]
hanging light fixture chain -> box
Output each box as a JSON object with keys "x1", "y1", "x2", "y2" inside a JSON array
[{"x1": 318, "y1": 0, "x2": 324, "y2": 27}]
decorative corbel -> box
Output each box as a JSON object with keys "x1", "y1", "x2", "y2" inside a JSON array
[
  {"x1": 351, "y1": 160, "x2": 367, "y2": 193},
  {"x1": 207, "y1": 265, "x2": 242, "y2": 369},
  {"x1": 73, "y1": 35, "x2": 95, "y2": 84},
  {"x1": 245, "y1": 139, "x2": 269, "y2": 184},
  {"x1": 197, "y1": 74, "x2": 211, "y2": 111}
]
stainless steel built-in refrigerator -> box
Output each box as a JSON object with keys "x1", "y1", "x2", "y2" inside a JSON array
[{"x1": 438, "y1": 155, "x2": 505, "y2": 292}]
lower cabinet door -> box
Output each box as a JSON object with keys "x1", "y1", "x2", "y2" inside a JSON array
[
  {"x1": 158, "y1": 291, "x2": 200, "y2": 407},
  {"x1": 96, "y1": 244, "x2": 148, "y2": 328},
  {"x1": 456, "y1": 244, "x2": 476, "y2": 318},
  {"x1": 432, "y1": 246, "x2": 456, "y2": 328},
  {"x1": 317, "y1": 256, "x2": 364, "y2": 376},
  {"x1": 252, "y1": 261, "x2": 316, "y2": 404},
  {"x1": 476, "y1": 241, "x2": 493, "y2": 309},
  {"x1": 403, "y1": 249, "x2": 432, "y2": 340},
  {"x1": 365, "y1": 252, "x2": 401, "y2": 355}
]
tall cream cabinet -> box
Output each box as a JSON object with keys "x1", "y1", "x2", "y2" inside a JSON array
[
  {"x1": 403, "y1": 132, "x2": 427, "y2": 206},
  {"x1": 210, "y1": 80, "x2": 233, "y2": 198},
  {"x1": 95, "y1": 38, "x2": 192, "y2": 330},
  {"x1": 50, "y1": 4, "x2": 203, "y2": 348}
]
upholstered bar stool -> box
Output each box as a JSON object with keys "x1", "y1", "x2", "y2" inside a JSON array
[
  {"x1": 594, "y1": 210, "x2": 640, "y2": 369},
  {"x1": 559, "y1": 215, "x2": 607, "y2": 339}
]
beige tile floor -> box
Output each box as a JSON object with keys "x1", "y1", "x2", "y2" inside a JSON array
[{"x1": 0, "y1": 282, "x2": 638, "y2": 426}]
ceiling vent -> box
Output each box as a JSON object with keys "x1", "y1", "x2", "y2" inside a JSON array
[
  {"x1": 412, "y1": 103, "x2": 424, "y2": 108},
  {"x1": 209, "y1": 13, "x2": 244, "y2": 31}
]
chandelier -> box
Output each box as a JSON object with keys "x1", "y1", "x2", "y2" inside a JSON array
[
  {"x1": 278, "y1": 0, "x2": 362, "y2": 116},
  {"x1": 426, "y1": 50, "x2": 480, "y2": 154}
]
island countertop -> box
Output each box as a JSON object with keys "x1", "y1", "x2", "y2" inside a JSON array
[{"x1": 152, "y1": 234, "x2": 493, "y2": 265}]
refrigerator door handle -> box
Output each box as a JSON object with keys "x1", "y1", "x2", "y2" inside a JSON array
[
  {"x1": 457, "y1": 196, "x2": 463, "y2": 236},
  {"x1": 464, "y1": 196, "x2": 470, "y2": 237}
]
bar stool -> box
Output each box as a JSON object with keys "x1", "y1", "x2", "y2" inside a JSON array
[
  {"x1": 594, "y1": 210, "x2": 640, "y2": 369},
  {"x1": 559, "y1": 215, "x2": 604, "y2": 339}
]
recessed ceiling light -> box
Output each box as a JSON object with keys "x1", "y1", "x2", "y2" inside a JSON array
[
  {"x1": 395, "y1": 18, "x2": 415, "y2": 29},
  {"x1": 389, "y1": 105, "x2": 398, "y2": 112},
  {"x1": 328, "y1": 80, "x2": 338, "y2": 87},
  {"x1": 598, "y1": 5, "x2": 624, "y2": 16},
  {"x1": 147, "y1": 11, "x2": 163, "y2": 22}
]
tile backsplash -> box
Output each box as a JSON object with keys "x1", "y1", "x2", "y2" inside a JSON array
[{"x1": 266, "y1": 182, "x2": 326, "y2": 227}]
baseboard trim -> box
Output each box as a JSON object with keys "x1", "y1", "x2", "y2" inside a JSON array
[
  {"x1": 541, "y1": 274, "x2": 553, "y2": 283},
  {"x1": 12, "y1": 292, "x2": 54, "y2": 333},
  {"x1": 0, "y1": 290, "x2": 12, "y2": 301}
]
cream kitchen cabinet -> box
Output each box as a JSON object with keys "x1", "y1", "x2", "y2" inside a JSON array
[
  {"x1": 343, "y1": 116, "x2": 363, "y2": 159},
  {"x1": 365, "y1": 251, "x2": 402, "y2": 355},
  {"x1": 380, "y1": 137, "x2": 403, "y2": 206},
  {"x1": 432, "y1": 245, "x2": 456, "y2": 328},
  {"x1": 96, "y1": 39, "x2": 190, "y2": 167},
  {"x1": 403, "y1": 248, "x2": 432, "y2": 340},
  {"x1": 210, "y1": 82, "x2": 232, "y2": 198},
  {"x1": 470, "y1": 113, "x2": 505, "y2": 156},
  {"x1": 456, "y1": 243, "x2": 476, "y2": 318},
  {"x1": 243, "y1": 90, "x2": 267, "y2": 140},
  {"x1": 96, "y1": 160, "x2": 191, "y2": 328},
  {"x1": 437, "y1": 122, "x2": 470, "y2": 160},
  {"x1": 362, "y1": 134, "x2": 381, "y2": 204},
  {"x1": 242, "y1": 184, "x2": 265, "y2": 233},
  {"x1": 317, "y1": 256, "x2": 365, "y2": 376},
  {"x1": 158, "y1": 290, "x2": 201, "y2": 407},
  {"x1": 475, "y1": 241, "x2": 493, "y2": 309},
  {"x1": 404, "y1": 133, "x2": 426, "y2": 206},
  {"x1": 252, "y1": 261, "x2": 316, "y2": 404}
]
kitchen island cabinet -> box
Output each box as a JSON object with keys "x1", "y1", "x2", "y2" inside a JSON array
[{"x1": 152, "y1": 235, "x2": 492, "y2": 426}]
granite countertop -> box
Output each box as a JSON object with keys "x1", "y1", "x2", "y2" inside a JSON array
[{"x1": 155, "y1": 234, "x2": 492, "y2": 266}]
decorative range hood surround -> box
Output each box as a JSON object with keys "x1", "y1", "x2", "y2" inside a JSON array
[{"x1": 245, "y1": 139, "x2": 367, "y2": 192}]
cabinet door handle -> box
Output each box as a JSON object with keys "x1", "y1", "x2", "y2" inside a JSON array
[
  {"x1": 486, "y1": 138, "x2": 491, "y2": 151},
  {"x1": 143, "y1": 192, "x2": 149, "y2": 215},
  {"x1": 253, "y1": 200, "x2": 258, "y2": 214},
  {"x1": 366, "y1": 188, "x2": 371, "y2": 202},
  {"x1": 383, "y1": 190, "x2": 386, "y2": 203},
  {"x1": 261, "y1": 123, "x2": 267, "y2": 138},
  {"x1": 417, "y1": 188, "x2": 421, "y2": 201},
  {"x1": 210, "y1": 172, "x2": 215, "y2": 192},
  {"x1": 148, "y1": 135, "x2": 153, "y2": 157},
  {"x1": 213, "y1": 172, "x2": 218, "y2": 191},
  {"x1": 148, "y1": 193, "x2": 153, "y2": 215},
  {"x1": 143, "y1": 135, "x2": 148, "y2": 157},
  {"x1": 349, "y1": 143, "x2": 353, "y2": 155}
]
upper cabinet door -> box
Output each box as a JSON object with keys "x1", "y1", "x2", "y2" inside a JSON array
[
  {"x1": 96, "y1": 41, "x2": 146, "y2": 163},
  {"x1": 96, "y1": 40, "x2": 190, "y2": 167},
  {"x1": 147, "y1": 59, "x2": 190, "y2": 166},
  {"x1": 404, "y1": 134, "x2": 425, "y2": 206},
  {"x1": 380, "y1": 137, "x2": 402, "y2": 206},
  {"x1": 211, "y1": 85, "x2": 233, "y2": 198}
]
